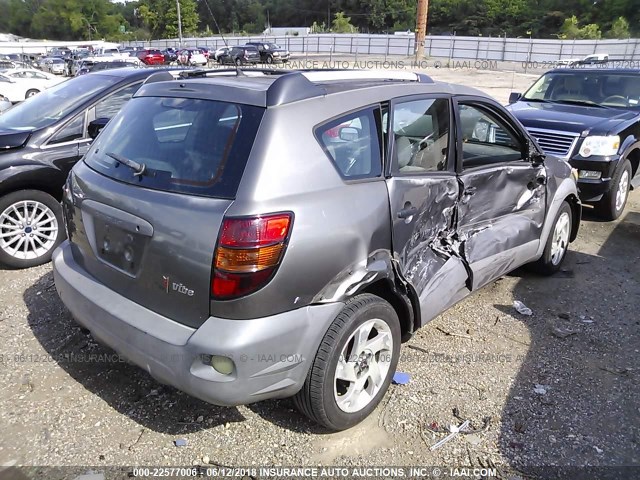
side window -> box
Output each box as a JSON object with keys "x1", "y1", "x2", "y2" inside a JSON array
[
  {"x1": 95, "y1": 83, "x2": 141, "y2": 119},
  {"x1": 317, "y1": 107, "x2": 382, "y2": 179},
  {"x1": 459, "y1": 103, "x2": 524, "y2": 168},
  {"x1": 392, "y1": 98, "x2": 450, "y2": 174},
  {"x1": 49, "y1": 114, "x2": 85, "y2": 144}
]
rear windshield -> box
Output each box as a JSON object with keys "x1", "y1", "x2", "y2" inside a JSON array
[{"x1": 84, "y1": 96, "x2": 264, "y2": 199}]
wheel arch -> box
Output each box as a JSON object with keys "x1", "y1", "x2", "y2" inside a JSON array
[
  {"x1": 565, "y1": 193, "x2": 581, "y2": 242},
  {"x1": 0, "y1": 166, "x2": 66, "y2": 202},
  {"x1": 312, "y1": 249, "x2": 421, "y2": 343},
  {"x1": 626, "y1": 148, "x2": 640, "y2": 188}
]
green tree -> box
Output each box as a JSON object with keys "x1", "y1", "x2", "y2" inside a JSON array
[
  {"x1": 607, "y1": 16, "x2": 630, "y2": 38},
  {"x1": 332, "y1": 12, "x2": 357, "y2": 33},
  {"x1": 165, "y1": 0, "x2": 199, "y2": 37}
]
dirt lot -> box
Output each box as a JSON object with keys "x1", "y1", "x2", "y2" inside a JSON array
[{"x1": 0, "y1": 64, "x2": 639, "y2": 479}]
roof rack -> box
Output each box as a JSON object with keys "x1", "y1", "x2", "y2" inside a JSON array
[
  {"x1": 142, "y1": 68, "x2": 435, "y2": 107},
  {"x1": 175, "y1": 67, "x2": 433, "y2": 84}
]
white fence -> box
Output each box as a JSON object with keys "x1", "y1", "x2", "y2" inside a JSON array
[
  {"x1": 2, "y1": 34, "x2": 639, "y2": 62},
  {"x1": 123, "y1": 34, "x2": 640, "y2": 62}
]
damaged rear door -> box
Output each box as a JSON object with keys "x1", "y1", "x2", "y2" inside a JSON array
[
  {"x1": 454, "y1": 97, "x2": 547, "y2": 289},
  {"x1": 385, "y1": 95, "x2": 471, "y2": 326}
]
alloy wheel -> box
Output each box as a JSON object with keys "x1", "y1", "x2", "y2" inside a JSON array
[
  {"x1": 615, "y1": 170, "x2": 630, "y2": 213},
  {"x1": 333, "y1": 318, "x2": 393, "y2": 413},
  {"x1": 550, "y1": 211, "x2": 570, "y2": 265},
  {"x1": 0, "y1": 200, "x2": 59, "y2": 260}
]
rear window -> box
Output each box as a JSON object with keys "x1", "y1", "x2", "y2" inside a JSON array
[{"x1": 84, "y1": 97, "x2": 265, "y2": 199}]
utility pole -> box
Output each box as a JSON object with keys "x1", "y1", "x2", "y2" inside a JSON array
[
  {"x1": 415, "y1": 0, "x2": 428, "y2": 58},
  {"x1": 176, "y1": 0, "x2": 183, "y2": 46}
]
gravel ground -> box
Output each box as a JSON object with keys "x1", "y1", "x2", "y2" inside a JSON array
[{"x1": 0, "y1": 65, "x2": 639, "y2": 479}]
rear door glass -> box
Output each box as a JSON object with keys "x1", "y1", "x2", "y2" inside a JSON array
[{"x1": 85, "y1": 96, "x2": 264, "y2": 199}]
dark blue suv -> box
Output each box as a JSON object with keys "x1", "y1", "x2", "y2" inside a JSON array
[{"x1": 508, "y1": 68, "x2": 640, "y2": 219}]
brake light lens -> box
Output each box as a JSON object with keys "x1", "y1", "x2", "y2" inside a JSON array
[{"x1": 212, "y1": 213, "x2": 293, "y2": 300}]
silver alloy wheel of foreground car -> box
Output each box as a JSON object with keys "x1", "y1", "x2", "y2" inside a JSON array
[
  {"x1": 0, "y1": 200, "x2": 59, "y2": 260},
  {"x1": 615, "y1": 169, "x2": 630, "y2": 213},
  {"x1": 550, "y1": 211, "x2": 571, "y2": 266},
  {"x1": 334, "y1": 318, "x2": 393, "y2": 413}
]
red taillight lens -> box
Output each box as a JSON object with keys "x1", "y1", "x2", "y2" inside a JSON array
[
  {"x1": 220, "y1": 214, "x2": 290, "y2": 248},
  {"x1": 212, "y1": 213, "x2": 292, "y2": 300}
]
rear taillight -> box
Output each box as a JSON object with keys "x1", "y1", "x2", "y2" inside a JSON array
[{"x1": 211, "y1": 213, "x2": 293, "y2": 300}]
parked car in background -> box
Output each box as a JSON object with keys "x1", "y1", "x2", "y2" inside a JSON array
[
  {"x1": 557, "y1": 53, "x2": 610, "y2": 67},
  {"x1": 0, "y1": 68, "x2": 65, "y2": 101},
  {"x1": 0, "y1": 67, "x2": 181, "y2": 268},
  {"x1": 217, "y1": 46, "x2": 260, "y2": 65},
  {"x1": 52, "y1": 69, "x2": 580, "y2": 431},
  {"x1": 136, "y1": 49, "x2": 165, "y2": 65},
  {"x1": 48, "y1": 47, "x2": 72, "y2": 58},
  {"x1": 41, "y1": 57, "x2": 66, "y2": 75},
  {"x1": 213, "y1": 46, "x2": 230, "y2": 61},
  {"x1": 177, "y1": 48, "x2": 207, "y2": 66},
  {"x1": 196, "y1": 46, "x2": 210, "y2": 60},
  {"x1": 162, "y1": 48, "x2": 178, "y2": 64},
  {"x1": 76, "y1": 57, "x2": 142, "y2": 76},
  {"x1": 245, "y1": 41, "x2": 290, "y2": 64},
  {"x1": 65, "y1": 50, "x2": 91, "y2": 76},
  {"x1": 0, "y1": 71, "x2": 59, "y2": 102},
  {"x1": 508, "y1": 68, "x2": 640, "y2": 220},
  {"x1": 0, "y1": 60, "x2": 17, "y2": 70}
]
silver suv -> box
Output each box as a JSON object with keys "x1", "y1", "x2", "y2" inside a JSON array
[{"x1": 53, "y1": 69, "x2": 581, "y2": 430}]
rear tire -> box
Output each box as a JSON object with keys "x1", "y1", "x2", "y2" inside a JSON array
[
  {"x1": 293, "y1": 294, "x2": 400, "y2": 431},
  {"x1": 595, "y1": 159, "x2": 631, "y2": 221},
  {"x1": 0, "y1": 190, "x2": 65, "y2": 269},
  {"x1": 25, "y1": 89, "x2": 39, "y2": 99},
  {"x1": 530, "y1": 201, "x2": 572, "y2": 275}
]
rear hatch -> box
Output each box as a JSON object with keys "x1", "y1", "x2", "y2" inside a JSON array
[{"x1": 65, "y1": 95, "x2": 264, "y2": 328}]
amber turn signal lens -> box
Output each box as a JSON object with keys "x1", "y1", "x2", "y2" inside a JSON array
[{"x1": 215, "y1": 244, "x2": 284, "y2": 273}]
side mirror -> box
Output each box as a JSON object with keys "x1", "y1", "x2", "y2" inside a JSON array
[
  {"x1": 527, "y1": 139, "x2": 545, "y2": 164},
  {"x1": 88, "y1": 118, "x2": 109, "y2": 140},
  {"x1": 339, "y1": 126, "x2": 359, "y2": 142},
  {"x1": 508, "y1": 92, "x2": 522, "y2": 104}
]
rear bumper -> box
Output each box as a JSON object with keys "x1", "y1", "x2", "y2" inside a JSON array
[{"x1": 53, "y1": 241, "x2": 343, "y2": 406}]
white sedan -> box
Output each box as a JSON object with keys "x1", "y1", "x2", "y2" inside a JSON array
[
  {"x1": 177, "y1": 49, "x2": 207, "y2": 66},
  {"x1": 0, "y1": 69, "x2": 65, "y2": 102}
]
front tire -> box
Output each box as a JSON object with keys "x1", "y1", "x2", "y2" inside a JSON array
[
  {"x1": 25, "y1": 89, "x2": 39, "y2": 99},
  {"x1": 0, "y1": 190, "x2": 65, "y2": 269},
  {"x1": 595, "y1": 159, "x2": 631, "y2": 220},
  {"x1": 294, "y1": 294, "x2": 400, "y2": 430},
  {"x1": 530, "y1": 201, "x2": 572, "y2": 275}
]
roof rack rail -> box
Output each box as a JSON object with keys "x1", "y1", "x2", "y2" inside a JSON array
[
  {"x1": 145, "y1": 68, "x2": 434, "y2": 107},
  {"x1": 177, "y1": 67, "x2": 291, "y2": 78},
  {"x1": 298, "y1": 69, "x2": 433, "y2": 84},
  {"x1": 177, "y1": 67, "x2": 433, "y2": 83}
]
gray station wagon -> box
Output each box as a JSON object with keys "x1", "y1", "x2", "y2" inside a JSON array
[{"x1": 53, "y1": 69, "x2": 581, "y2": 430}]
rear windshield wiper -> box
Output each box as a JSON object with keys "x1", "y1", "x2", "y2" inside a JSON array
[
  {"x1": 106, "y1": 152, "x2": 147, "y2": 177},
  {"x1": 553, "y1": 99, "x2": 608, "y2": 109}
]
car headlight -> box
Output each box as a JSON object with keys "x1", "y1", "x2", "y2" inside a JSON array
[{"x1": 579, "y1": 135, "x2": 620, "y2": 158}]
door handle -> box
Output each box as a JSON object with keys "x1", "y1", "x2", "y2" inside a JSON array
[
  {"x1": 397, "y1": 205, "x2": 418, "y2": 219},
  {"x1": 463, "y1": 186, "x2": 477, "y2": 196}
]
